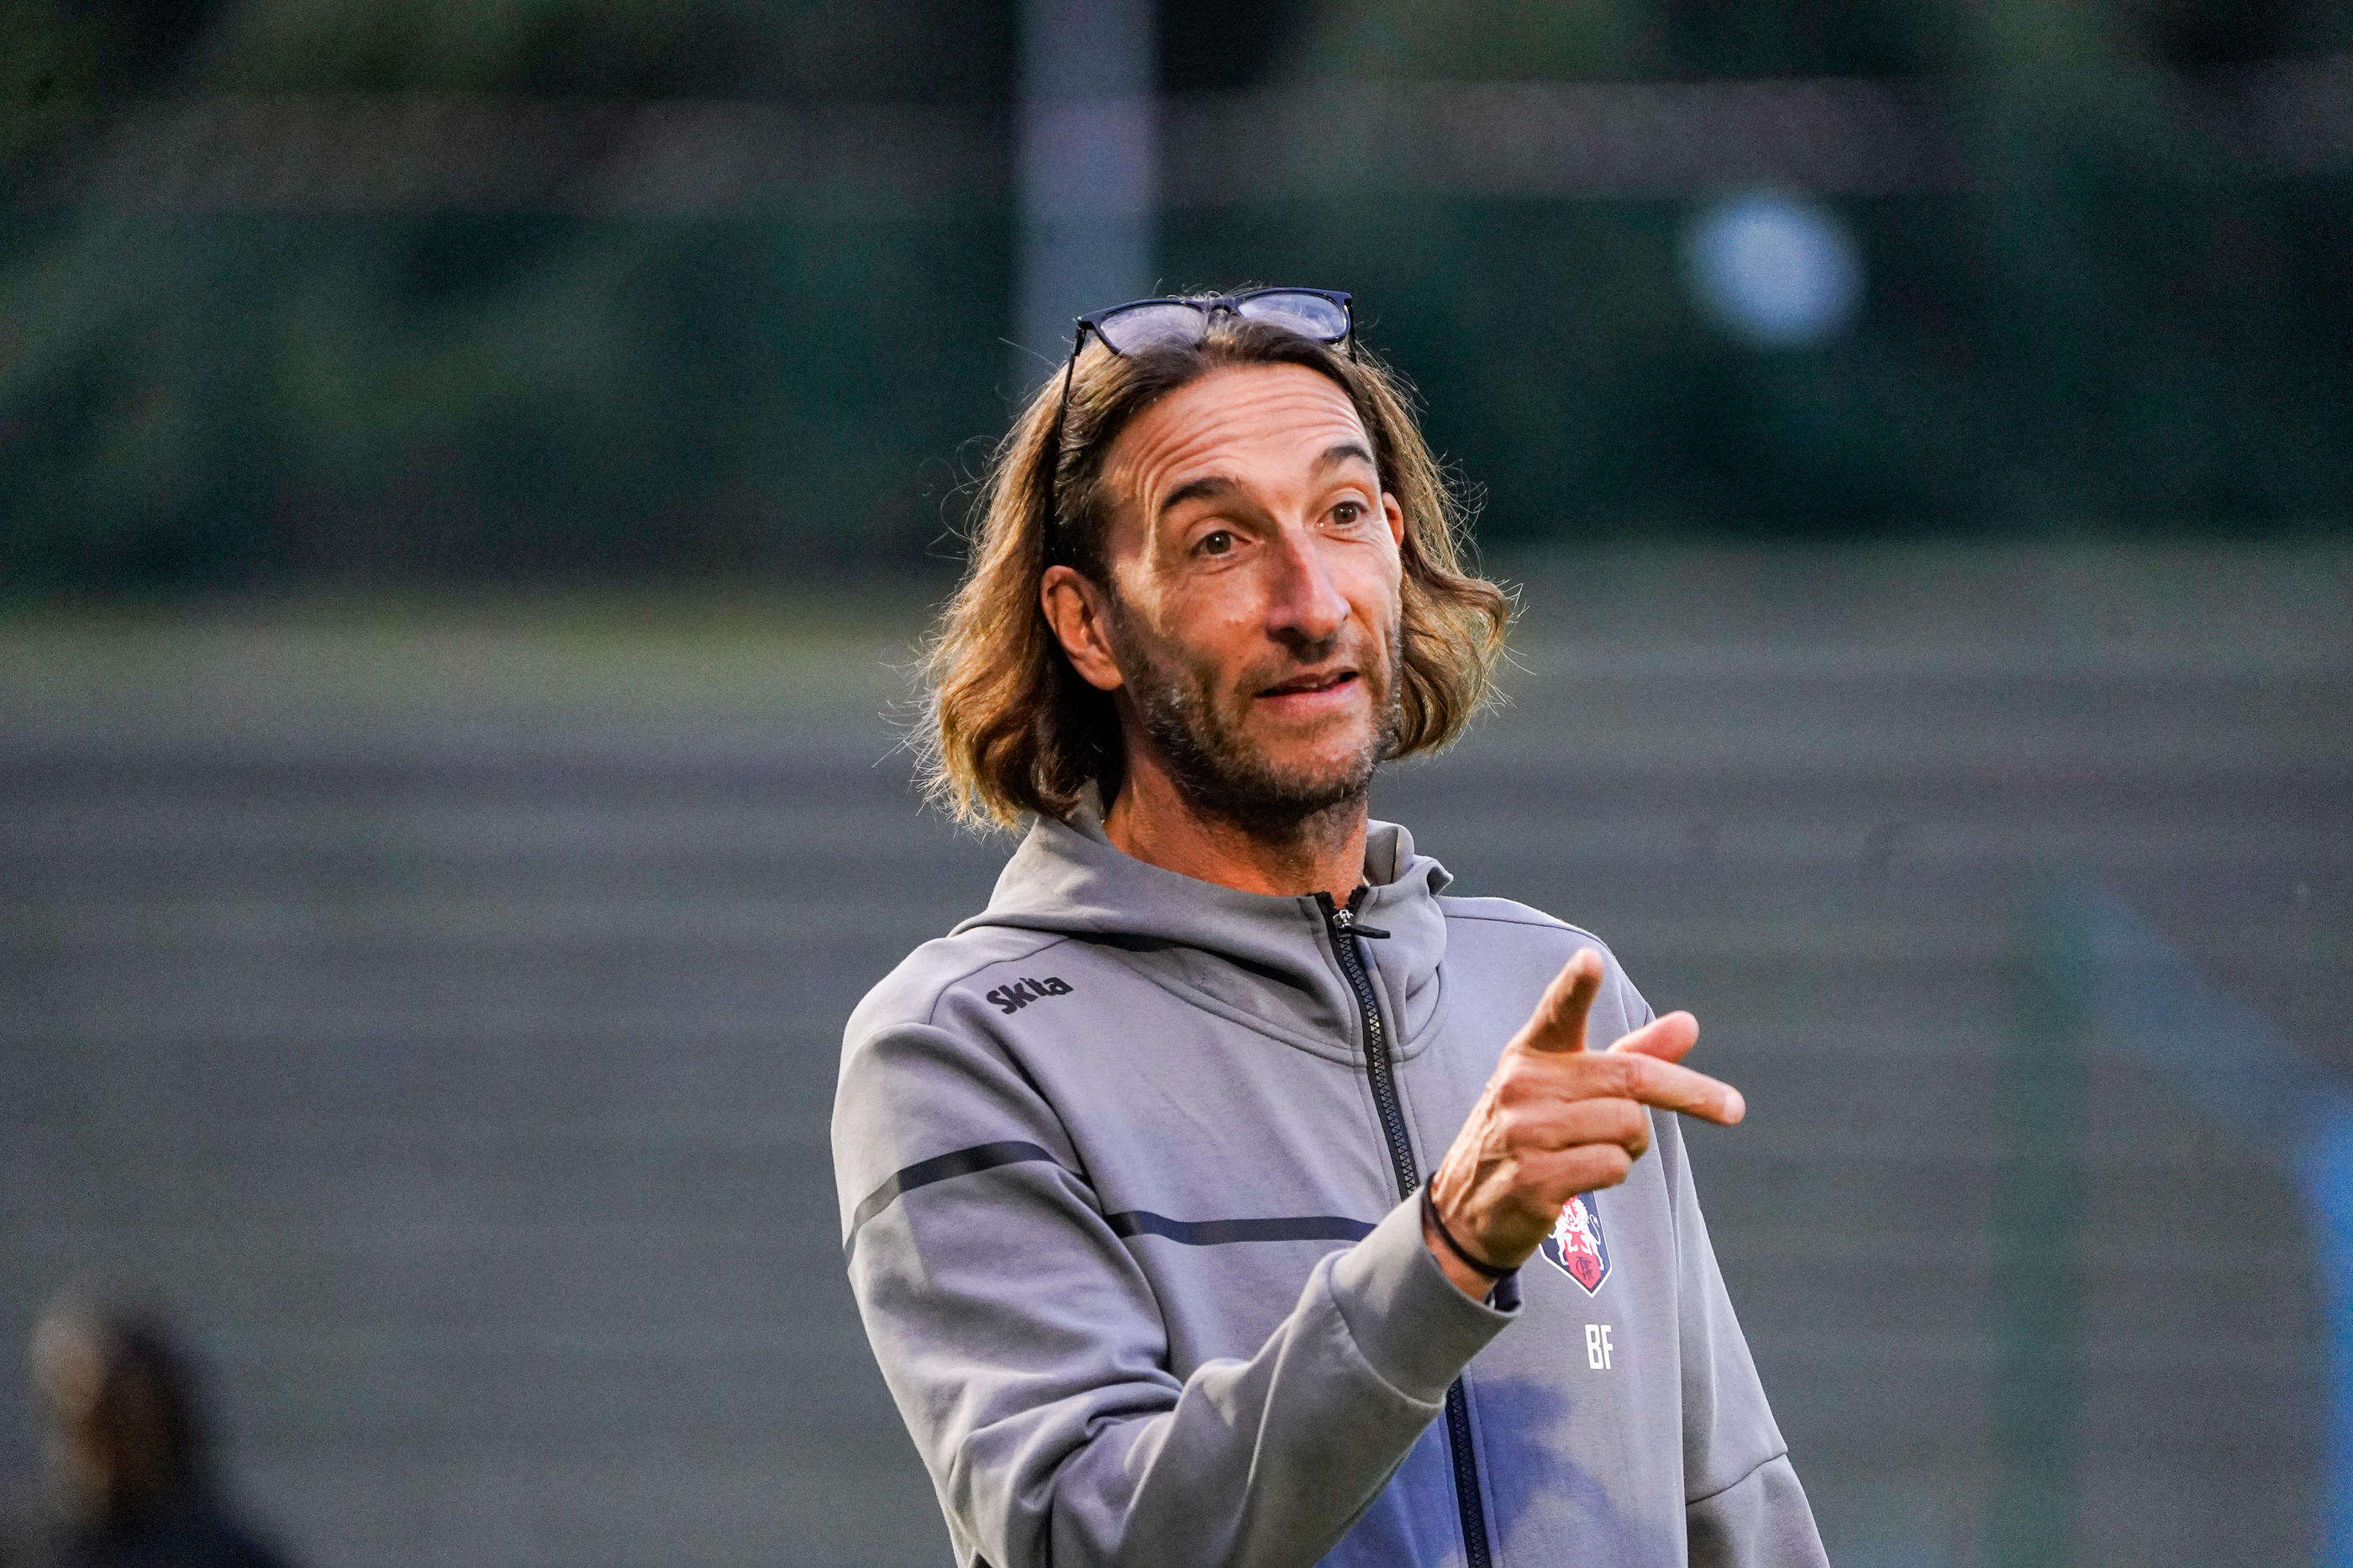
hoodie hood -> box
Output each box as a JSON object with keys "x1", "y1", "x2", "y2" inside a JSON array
[{"x1": 952, "y1": 798, "x2": 1454, "y2": 1064}]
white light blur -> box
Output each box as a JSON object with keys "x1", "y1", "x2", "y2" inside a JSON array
[{"x1": 1682, "y1": 187, "x2": 1864, "y2": 349}]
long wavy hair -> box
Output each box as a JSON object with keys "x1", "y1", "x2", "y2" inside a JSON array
[{"x1": 921, "y1": 308, "x2": 1511, "y2": 829}]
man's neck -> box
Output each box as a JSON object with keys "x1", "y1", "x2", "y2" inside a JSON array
[{"x1": 1099, "y1": 755, "x2": 1368, "y2": 908}]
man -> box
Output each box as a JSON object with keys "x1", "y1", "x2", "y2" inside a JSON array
[
  {"x1": 15, "y1": 1290, "x2": 292, "y2": 1568},
  {"x1": 834, "y1": 288, "x2": 1826, "y2": 1567}
]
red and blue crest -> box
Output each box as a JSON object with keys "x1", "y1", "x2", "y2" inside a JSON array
[{"x1": 1539, "y1": 1192, "x2": 1611, "y2": 1294}]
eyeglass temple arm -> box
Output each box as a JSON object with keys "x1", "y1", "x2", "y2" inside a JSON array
[{"x1": 1039, "y1": 329, "x2": 1088, "y2": 555}]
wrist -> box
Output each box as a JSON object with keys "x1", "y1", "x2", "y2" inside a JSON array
[{"x1": 1419, "y1": 1186, "x2": 1514, "y2": 1300}]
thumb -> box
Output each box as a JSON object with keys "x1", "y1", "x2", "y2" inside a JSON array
[{"x1": 1521, "y1": 947, "x2": 1606, "y2": 1054}]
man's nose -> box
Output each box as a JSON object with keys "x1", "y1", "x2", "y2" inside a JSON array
[{"x1": 1264, "y1": 527, "x2": 1349, "y2": 650}]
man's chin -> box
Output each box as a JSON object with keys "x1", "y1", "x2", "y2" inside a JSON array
[
  {"x1": 1232, "y1": 724, "x2": 1374, "y2": 772},
  {"x1": 1125, "y1": 662, "x2": 1394, "y2": 835},
  {"x1": 1255, "y1": 746, "x2": 1379, "y2": 798},
  {"x1": 1181, "y1": 769, "x2": 1372, "y2": 836},
  {"x1": 1191, "y1": 734, "x2": 1385, "y2": 829}
]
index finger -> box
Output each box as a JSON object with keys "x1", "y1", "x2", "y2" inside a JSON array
[
  {"x1": 1599, "y1": 1051, "x2": 1746, "y2": 1126},
  {"x1": 1519, "y1": 947, "x2": 1607, "y2": 1054}
]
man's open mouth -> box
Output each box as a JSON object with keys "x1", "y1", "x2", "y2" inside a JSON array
[{"x1": 1259, "y1": 670, "x2": 1358, "y2": 698}]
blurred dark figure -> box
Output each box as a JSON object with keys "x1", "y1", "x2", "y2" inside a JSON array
[{"x1": 13, "y1": 1294, "x2": 289, "y2": 1568}]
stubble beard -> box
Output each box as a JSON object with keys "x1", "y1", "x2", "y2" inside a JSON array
[{"x1": 1110, "y1": 610, "x2": 1404, "y2": 843}]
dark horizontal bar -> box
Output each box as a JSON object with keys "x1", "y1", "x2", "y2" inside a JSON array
[{"x1": 1106, "y1": 1211, "x2": 1377, "y2": 1247}]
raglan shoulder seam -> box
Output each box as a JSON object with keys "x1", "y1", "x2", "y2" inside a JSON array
[
  {"x1": 916, "y1": 933, "x2": 1085, "y2": 1029},
  {"x1": 1445, "y1": 908, "x2": 1570, "y2": 928},
  {"x1": 1440, "y1": 902, "x2": 1609, "y2": 948}
]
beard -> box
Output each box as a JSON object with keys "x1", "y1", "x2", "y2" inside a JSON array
[{"x1": 1106, "y1": 606, "x2": 1404, "y2": 839}]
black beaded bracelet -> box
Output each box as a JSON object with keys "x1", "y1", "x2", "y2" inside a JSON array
[{"x1": 1419, "y1": 1186, "x2": 1513, "y2": 1281}]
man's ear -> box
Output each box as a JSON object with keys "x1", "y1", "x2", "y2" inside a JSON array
[
  {"x1": 1040, "y1": 565, "x2": 1126, "y2": 694},
  {"x1": 1381, "y1": 491, "x2": 1406, "y2": 548}
]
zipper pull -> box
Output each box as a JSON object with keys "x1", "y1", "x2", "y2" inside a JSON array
[{"x1": 1332, "y1": 904, "x2": 1392, "y2": 940}]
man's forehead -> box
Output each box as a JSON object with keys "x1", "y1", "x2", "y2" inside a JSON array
[{"x1": 1107, "y1": 365, "x2": 1373, "y2": 499}]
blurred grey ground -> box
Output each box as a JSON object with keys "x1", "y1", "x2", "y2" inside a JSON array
[{"x1": 3, "y1": 541, "x2": 2348, "y2": 1567}]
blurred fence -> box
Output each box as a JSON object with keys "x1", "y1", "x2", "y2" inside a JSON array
[{"x1": 2, "y1": 545, "x2": 2346, "y2": 1565}]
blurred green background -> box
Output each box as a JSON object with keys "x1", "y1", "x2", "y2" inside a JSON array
[
  {"x1": 4, "y1": 0, "x2": 2350, "y2": 593},
  {"x1": 3, "y1": 7, "x2": 2351, "y2": 1568}
]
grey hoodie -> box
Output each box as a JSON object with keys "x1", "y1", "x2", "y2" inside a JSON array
[{"x1": 834, "y1": 806, "x2": 1827, "y2": 1568}]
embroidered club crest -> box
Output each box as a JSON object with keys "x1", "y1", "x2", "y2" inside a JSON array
[{"x1": 1539, "y1": 1192, "x2": 1611, "y2": 1294}]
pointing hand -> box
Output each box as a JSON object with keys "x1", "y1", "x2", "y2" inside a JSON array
[{"x1": 1420, "y1": 948, "x2": 1743, "y2": 1297}]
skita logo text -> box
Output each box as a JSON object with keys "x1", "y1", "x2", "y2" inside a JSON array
[{"x1": 987, "y1": 976, "x2": 1074, "y2": 1014}]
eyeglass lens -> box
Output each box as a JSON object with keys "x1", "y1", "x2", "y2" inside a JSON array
[
  {"x1": 1094, "y1": 303, "x2": 1211, "y2": 355},
  {"x1": 1234, "y1": 292, "x2": 1349, "y2": 340}
]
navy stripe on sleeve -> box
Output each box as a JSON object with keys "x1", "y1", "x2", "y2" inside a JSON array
[
  {"x1": 846, "y1": 1139, "x2": 1064, "y2": 1241},
  {"x1": 845, "y1": 1139, "x2": 1377, "y2": 1254},
  {"x1": 1105, "y1": 1212, "x2": 1377, "y2": 1246}
]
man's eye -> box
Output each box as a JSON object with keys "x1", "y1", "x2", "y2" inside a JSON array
[
  {"x1": 1331, "y1": 501, "x2": 1364, "y2": 525},
  {"x1": 1197, "y1": 530, "x2": 1234, "y2": 556}
]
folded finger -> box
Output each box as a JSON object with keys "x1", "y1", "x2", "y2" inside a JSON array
[
  {"x1": 1524, "y1": 1144, "x2": 1638, "y2": 1199},
  {"x1": 1518, "y1": 1096, "x2": 1653, "y2": 1159}
]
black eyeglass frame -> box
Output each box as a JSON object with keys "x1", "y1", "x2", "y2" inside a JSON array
[{"x1": 1039, "y1": 288, "x2": 1357, "y2": 564}]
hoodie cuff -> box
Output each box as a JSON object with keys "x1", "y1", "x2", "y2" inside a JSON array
[{"x1": 1328, "y1": 1191, "x2": 1517, "y2": 1404}]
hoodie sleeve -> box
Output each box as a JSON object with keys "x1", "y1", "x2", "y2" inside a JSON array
[
  {"x1": 834, "y1": 1016, "x2": 1514, "y2": 1568},
  {"x1": 1650, "y1": 1105, "x2": 1830, "y2": 1568}
]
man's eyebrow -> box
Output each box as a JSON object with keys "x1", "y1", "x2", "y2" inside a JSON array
[
  {"x1": 1155, "y1": 444, "x2": 1379, "y2": 520},
  {"x1": 1312, "y1": 441, "x2": 1378, "y2": 475},
  {"x1": 1157, "y1": 474, "x2": 1240, "y2": 519}
]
